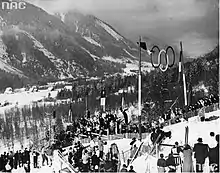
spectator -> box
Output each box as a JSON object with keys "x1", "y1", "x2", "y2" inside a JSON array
[
  {"x1": 41, "y1": 147, "x2": 49, "y2": 166},
  {"x1": 193, "y1": 137, "x2": 209, "y2": 173},
  {"x1": 120, "y1": 164, "x2": 128, "y2": 172},
  {"x1": 209, "y1": 132, "x2": 217, "y2": 148},
  {"x1": 166, "y1": 153, "x2": 176, "y2": 172},
  {"x1": 81, "y1": 149, "x2": 90, "y2": 172},
  {"x1": 128, "y1": 165, "x2": 136, "y2": 173},
  {"x1": 182, "y1": 144, "x2": 194, "y2": 173},
  {"x1": 171, "y1": 141, "x2": 183, "y2": 166},
  {"x1": 112, "y1": 153, "x2": 119, "y2": 172},
  {"x1": 150, "y1": 129, "x2": 157, "y2": 144},
  {"x1": 68, "y1": 147, "x2": 74, "y2": 165},
  {"x1": 33, "y1": 149, "x2": 40, "y2": 168},
  {"x1": 157, "y1": 153, "x2": 166, "y2": 173},
  {"x1": 97, "y1": 137, "x2": 105, "y2": 159}
]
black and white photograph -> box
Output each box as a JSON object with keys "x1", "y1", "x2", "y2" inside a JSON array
[{"x1": 0, "y1": 0, "x2": 219, "y2": 172}]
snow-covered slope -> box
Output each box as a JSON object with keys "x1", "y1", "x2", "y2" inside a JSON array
[{"x1": 132, "y1": 110, "x2": 220, "y2": 173}]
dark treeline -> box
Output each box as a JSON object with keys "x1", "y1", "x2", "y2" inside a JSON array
[{"x1": 57, "y1": 45, "x2": 219, "y2": 119}]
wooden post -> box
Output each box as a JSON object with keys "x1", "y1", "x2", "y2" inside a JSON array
[
  {"x1": 115, "y1": 122, "x2": 118, "y2": 135},
  {"x1": 156, "y1": 143, "x2": 159, "y2": 158},
  {"x1": 107, "y1": 129, "x2": 110, "y2": 140}
]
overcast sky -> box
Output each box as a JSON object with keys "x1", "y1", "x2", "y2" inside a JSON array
[{"x1": 28, "y1": 0, "x2": 219, "y2": 57}]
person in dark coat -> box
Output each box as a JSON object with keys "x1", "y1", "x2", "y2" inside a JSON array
[
  {"x1": 193, "y1": 138, "x2": 209, "y2": 172},
  {"x1": 209, "y1": 134, "x2": 219, "y2": 173},
  {"x1": 91, "y1": 152, "x2": 100, "y2": 171},
  {"x1": 13, "y1": 151, "x2": 19, "y2": 169},
  {"x1": 150, "y1": 129, "x2": 157, "y2": 144},
  {"x1": 24, "y1": 161, "x2": 30, "y2": 173},
  {"x1": 166, "y1": 153, "x2": 176, "y2": 172},
  {"x1": 0, "y1": 154, "x2": 4, "y2": 171},
  {"x1": 128, "y1": 165, "x2": 136, "y2": 173},
  {"x1": 32, "y1": 149, "x2": 40, "y2": 168},
  {"x1": 2, "y1": 152, "x2": 7, "y2": 172},
  {"x1": 157, "y1": 153, "x2": 166, "y2": 173},
  {"x1": 8, "y1": 151, "x2": 14, "y2": 170},
  {"x1": 24, "y1": 148, "x2": 30, "y2": 164},
  {"x1": 112, "y1": 153, "x2": 119, "y2": 172},
  {"x1": 171, "y1": 142, "x2": 183, "y2": 166},
  {"x1": 18, "y1": 150, "x2": 23, "y2": 167}
]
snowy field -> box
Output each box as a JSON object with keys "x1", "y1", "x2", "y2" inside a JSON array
[
  {"x1": 0, "y1": 87, "x2": 219, "y2": 173},
  {"x1": 0, "y1": 89, "x2": 58, "y2": 114}
]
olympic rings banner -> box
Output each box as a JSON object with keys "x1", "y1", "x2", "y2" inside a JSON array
[{"x1": 150, "y1": 46, "x2": 175, "y2": 72}]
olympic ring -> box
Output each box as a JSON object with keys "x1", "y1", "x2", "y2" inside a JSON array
[
  {"x1": 158, "y1": 49, "x2": 169, "y2": 72},
  {"x1": 150, "y1": 46, "x2": 175, "y2": 72}
]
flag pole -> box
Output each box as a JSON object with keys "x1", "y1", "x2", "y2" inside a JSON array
[
  {"x1": 180, "y1": 42, "x2": 188, "y2": 106},
  {"x1": 138, "y1": 36, "x2": 142, "y2": 141}
]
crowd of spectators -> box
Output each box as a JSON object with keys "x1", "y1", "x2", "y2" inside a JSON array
[
  {"x1": 0, "y1": 148, "x2": 32, "y2": 172},
  {"x1": 60, "y1": 137, "x2": 121, "y2": 172},
  {"x1": 159, "y1": 94, "x2": 219, "y2": 125},
  {"x1": 0, "y1": 144, "x2": 54, "y2": 172},
  {"x1": 157, "y1": 132, "x2": 219, "y2": 173}
]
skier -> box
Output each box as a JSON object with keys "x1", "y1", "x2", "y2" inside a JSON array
[
  {"x1": 193, "y1": 137, "x2": 209, "y2": 173},
  {"x1": 157, "y1": 153, "x2": 166, "y2": 173},
  {"x1": 182, "y1": 144, "x2": 194, "y2": 173}
]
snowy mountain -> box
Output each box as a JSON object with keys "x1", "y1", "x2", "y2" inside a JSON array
[{"x1": 0, "y1": 2, "x2": 149, "y2": 84}]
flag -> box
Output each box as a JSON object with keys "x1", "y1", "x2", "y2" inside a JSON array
[
  {"x1": 137, "y1": 42, "x2": 147, "y2": 50},
  {"x1": 53, "y1": 110, "x2": 56, "y2": 119},
  {"x1": 68, "y1": 103, "x2": 72, "y2": 122},
  {"x1": 187, "y1": 83, "x2": 193, "y2": 106},
  {"x1": 121, "y1": 91, "x2": 125, "y2": 109},
  {"x1": 178, "y1": 41, "x2": 187, "y2": 106},
  {"x1": 100, "y1": 89, "x2": 106, "y2": 106}
]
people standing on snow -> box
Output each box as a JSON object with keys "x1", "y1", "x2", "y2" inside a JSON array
[
  {"x1": 112, "y1": 153, "x2": 119, "y2": 172},
  {"x1": 150, "y1": 128, "x2": 158, "y2": 144},
  {"x1": 209, "y1": 134, "x2": 219, "y2": 173},
  {"x1": 32, "y1": 149, "x2": 40, "y2": 168},
  {"x1": 157, "y1": 153, "x2": 166, "y2": 173},
  {"x1": 166, "y1": 153, "x2": 176, "y2": 172},
  {"x1": 91, "y1": 151, "x2": 100, "y2": 172},
  {"x1": 97, "y1": 137, "x2": 105, "y2": 159},
  {"x1": 208, "y1": 132, "x2": 217, "y2": 148},
  {"x1": 171, "y1": 142, "x2": 183, "y2": 166},
  {"x1": 68, "y1": 147, "x2": 74, "y2": 165},
  {"x1": 81, "y1": 149, "x2": 90, "y2": 172},
  {"x1": 41, "y1": 147, "x2": 49, "y2": 166},
  {"x1": 182, "y1": 144, "x2": 194, "y2": 173},
  {"x1": 193, "y1": 137, "x2": 209, "y2": 173}
]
